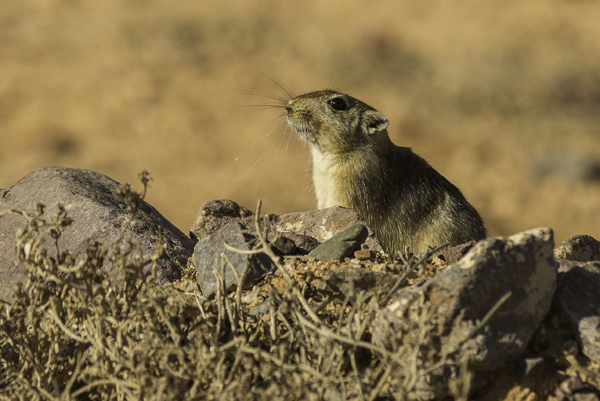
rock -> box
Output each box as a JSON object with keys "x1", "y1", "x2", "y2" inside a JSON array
[
  {"x1": 442, "y1": 241, "x2": 476, "y2": 264},
  {"x1": 372, "y1": 228, "x2": 557, "y2": 398},
  {"x1": 308, "y1": 224, "x2": 369, "y2": 261},
  {"x1": 0, "y1": 167, "x2": 193, "y2": 302},
  {"x1": 554, "y1": 234, "x2": 600, "y2": 262},
  {"x1": 189, "y1": 199, "x2": 321, "y2": 255},
  {"x1": 189, "y1": 199, "x2": 255, "y2": 242},
  {"x1": 189, "y1": 200, "x2": 384, "y2": 254},
  {"x1": 194, "y1": 222, "x2": 275, "y2": 298},
  {"x1": 354, "y1": 249, "x2": 374, "y2": 260},
  {"x1": 556, "y1": 258, "x2": 583, "y2": 275},
  {"x1": 268, "y1": 234, "x2": 298, "y2": 256},
  {"x1": 554, "y1": 262, "x2": 600, "y2": 363},
  {"x1": 269, "y1": 231, "x2": 320, "y2": 255},
  {"x1": 264, "y1": 207, "x2": 384, "y2": 253}
]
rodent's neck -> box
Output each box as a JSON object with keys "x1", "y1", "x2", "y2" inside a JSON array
[{"x1": 310, "y1": 145, "x2": 382, "y2": 209}]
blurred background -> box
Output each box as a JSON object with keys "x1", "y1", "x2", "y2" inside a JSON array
[{"x1": 1, "y1": 0, "x2": 600, "y2": 243}]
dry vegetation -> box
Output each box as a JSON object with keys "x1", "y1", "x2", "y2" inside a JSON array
[
  {"x1": 1, "y1": 178, "x2": 599, "y2": 400},
  {"x1": 1, "y1": 0, "x2": 600, "y2": 243},
  {"x1": 0, "y1": 177, "x2": 482, "y2": 400}
]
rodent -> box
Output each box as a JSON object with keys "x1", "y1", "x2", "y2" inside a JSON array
[{"x1": 284, "y1": 90, "x2": 487, "y2": 255}]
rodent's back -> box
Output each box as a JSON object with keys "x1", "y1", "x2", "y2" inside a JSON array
[{"x1": 285, "y1": 90, "x2": 486, "y2": 254}]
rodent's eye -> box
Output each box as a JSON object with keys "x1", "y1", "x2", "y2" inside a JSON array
[{"x1": 328, "y1": 97, "x2": 348, "y2": 111}]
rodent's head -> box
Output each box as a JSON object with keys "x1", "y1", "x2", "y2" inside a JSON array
[{"x1": 285, "y1": 90, "x2": 389, "y2": 154}]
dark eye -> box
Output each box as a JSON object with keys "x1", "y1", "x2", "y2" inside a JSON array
[{"x1": 328, "y1": 97, "x2": 348, "y2": 111}]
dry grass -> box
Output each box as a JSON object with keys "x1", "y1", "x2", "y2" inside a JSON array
[
  {"x1": 0, "y1": 175, "x2": 484, "y2": 401},
  {"x1": 2, "y1": 174, "x2": 599, "y2": 400}
]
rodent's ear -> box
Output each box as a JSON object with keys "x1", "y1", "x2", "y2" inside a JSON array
[{"x1": 363, "y1": 110, "x2": 389, "y2": 135}]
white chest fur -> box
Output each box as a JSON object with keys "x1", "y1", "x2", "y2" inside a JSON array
[{"x1": 310, "y1": 147, "x2": 347, "y2": 209}]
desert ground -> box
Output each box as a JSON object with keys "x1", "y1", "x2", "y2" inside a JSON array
[{"x1": 1, "y1": 0, "x2": 600, "y2": 244}]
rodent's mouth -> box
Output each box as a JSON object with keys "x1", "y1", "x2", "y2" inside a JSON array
[{"x1": 287, "y1": 119, "x2": 313, "y2": 136}]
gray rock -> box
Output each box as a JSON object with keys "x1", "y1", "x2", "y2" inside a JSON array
[
  {"x1": 267, "y1": 230, "x2": 320, "y2": 255},
  {"x1": 308, "y1": 224, "x2": 369, "y2": 261},
  {"x1": 194, "y1": 222, "x2": 275, "y2": 298},
  {"x1": 267, "y1": 234, "x2": 298, "y2": 256},
  {"x1": 189, "y1": 200, "x2": 384, "y2": 254},
  {"x1": 189, "y1": 199, "x2": 319, "y2": 254},
  {"x1": 263, "y1": 206, "x2": 384, "y2": 253},
  {"x1": 373, "y1": 228, "x2": 557, "y2": 398},
  {"x1": 557, "y1": 258, "x2": 583, "y2": 274},
  {"x1": 442, "y1": 241, "x2": 476, "y2": 264},
  {"x1": 555, "y1": 262, "x2": 600, "y2": 364},
  {"x1": 555, "y1": 234, "x2": 600, "y2": 262},
  {"x1": 189, "y1": 199, "x2": 255, "y2": 242},
  {"x1": 0, "y1": 167, "x2": 193, "y2": 302}
]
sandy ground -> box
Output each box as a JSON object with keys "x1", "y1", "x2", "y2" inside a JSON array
[{"x1": 2, "y1": 0, "x2": 600, "y2": 245}]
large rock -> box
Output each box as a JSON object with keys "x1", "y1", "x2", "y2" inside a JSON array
[
  {"x1": 554, "y1": 234, "x2": 600, "y2": 262},
  {"x1": 263, "y1": 207, "x2": 384, "y2": 253},
  {"x1": 555, "y1": 262, "x2": 600, "y2": 364},
  {"x1": 0, "y1": 166, "x2": 194, "y2": 302},
  {"x1": 307, "y1": 224, "x2": 369, "y2": 261},
  {"x1": 189, "y1": 199, "x2": 255, "y2": 242},
  {"x1": 373, "y1": 228, "x2": 557, "y2": 398},
  {"x1": 190, "y1": 199, "x2": 384, "y2": 254},
  {"x1": 194, "y1": 222, "x2": 275, "y2": 298}
]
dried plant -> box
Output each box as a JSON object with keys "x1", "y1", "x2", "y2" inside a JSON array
[{"x1": 0, "y1": 174, "x2": 488, "y2": 401}]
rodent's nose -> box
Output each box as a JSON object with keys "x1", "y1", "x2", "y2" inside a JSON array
[{"x1": 284, "y1": 102, "x2": 292, "y2": 114}]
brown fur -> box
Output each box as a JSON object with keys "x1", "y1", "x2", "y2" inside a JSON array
[{"x1": 285, "y1": 90, "x2": 486, "y2": 254}]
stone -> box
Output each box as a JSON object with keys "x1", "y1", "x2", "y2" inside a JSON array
[
  {"x1": 0, "y1": 167, "x2": 193, "y2": 302},
  {"x1": 442, "y1": 241, "x2": 476, "y2": 264},
  {"x1": 189, "y1": 199, "x2": 255, "y2": 242},
  {"x1": 189, "y1": 200, "x2": 384, "y2": 254},
  {"x1": 556, "y1": 258, "x2": 583, "y2": 275},
  {"x1": 194, "y1": 222, "x2": 275, "y2": 298},
  {"x1": 555, "y1": 234, "x2": 600, "y2": 262},
  {"x1": 554, "y1": 262, "x2": 600, "y2": 364},
  {"x1": 372, "y1": 228, "x2": 557, "y2": 398},
  {"x1": 264, "y1": 207, "x2": 384, "y2": 253},
  {"x1": 268, "y1": 234, "x2": 297, "y2": 256},
  {"x1": 269, "y1": 231, "x2": 320, "y2": 255},
  {"x1": 354, "y1": 249, "x2": 374, "y2": 260},
  {"x1": 189, "y1": 199, "x2": 321, "y2": 255},
  {"x1": 308, "y1": 224, "x2": 369, "y2": 261}
]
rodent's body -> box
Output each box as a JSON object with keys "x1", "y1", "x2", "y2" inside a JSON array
[{"x1": 285, "y1": 90, "x2": 486, "y2": 254}]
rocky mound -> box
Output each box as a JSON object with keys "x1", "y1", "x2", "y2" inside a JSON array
[{"x1": 0, "y1": 167, "x2": 598, "y2": 400}]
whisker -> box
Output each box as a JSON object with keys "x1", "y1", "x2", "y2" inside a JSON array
[
  {"x1": 234, "y1": 136, "x2": 261, "y2": 162},
  {"x1": 258, "y1": 71, "x2": 296, "y2": 100},
  {"x1": 272, "y1": 121, "x2": 294, "y2": 163},
  {"x1": 328, "y1": 74, "x2": 345, "y2": 92},
  {"x1": 252, "y1": 153, "x2": 264, "y2": 167},
  {"x1": 241, "y1": 104, "x2": 285, "y2": 112},
  {"x1": 227, "y1": 82, "x2": 289, "y2": 104}
]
